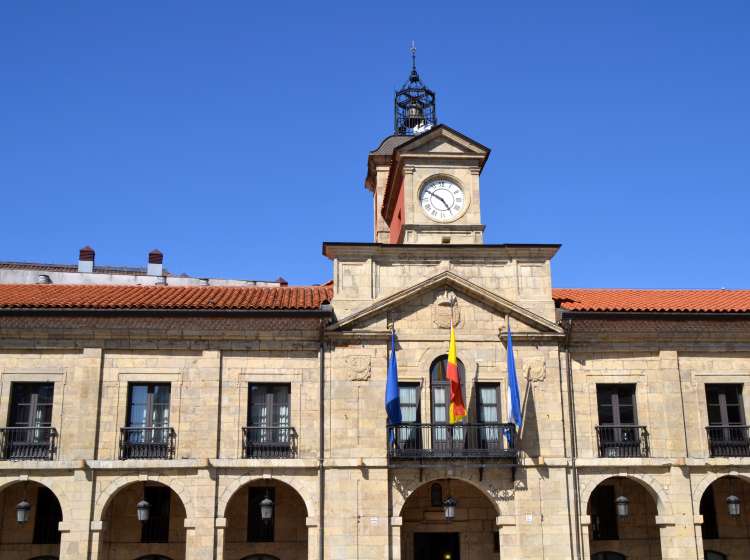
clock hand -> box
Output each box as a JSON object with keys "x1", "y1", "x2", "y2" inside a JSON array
[{"x1": 430, "y1": 192, "x2": 451, "y2": 210}]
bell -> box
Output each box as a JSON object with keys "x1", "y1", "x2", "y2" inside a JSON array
[{"x1": 405, "y1": 102, "x2": 424, "y2": 129}]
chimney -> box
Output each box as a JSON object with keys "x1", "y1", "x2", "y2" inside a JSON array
[
  {"x1": 276, "y1": 276, "x2": 288, "y2": 287},
  {"x1": 148, "y1": 249, "x2": 163, "y2": 276},
  {"x1": 78, "y1": 246, "x2": 95, "y2": 273}
]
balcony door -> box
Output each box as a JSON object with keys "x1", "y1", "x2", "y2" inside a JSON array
[
  {"x1": 7, "y1": 383, "x2": 54, "y2": 459},
  {"x1": 248, "y1": 384, "x2": 291, "y2": 454},
  {"x1": 596, "y1": 384, "x2": 639, "y2": 457},
  {"x1": 706, "y1": 384, "x2": 748, "y2": 455},
  {"x1": 125, "y1": 383, "x2": 171, "y2": 456},
  {"x1": 477, "y1": 383, "x2": 501, "y2": 450},
  {"x1": 430, "y1": 356, "x2": 465, "y2": 454}
]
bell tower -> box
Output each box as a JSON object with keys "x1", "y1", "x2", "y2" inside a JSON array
[
  {"x1": 365, "y1": 48, "x2": 490, "y2": 245},
  {"x1": 394, "y1": 43, "x2": 437, "y2": 136}
]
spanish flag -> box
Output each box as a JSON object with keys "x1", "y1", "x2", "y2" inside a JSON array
[{"x1": 447, "y1": 324, "x2": 466, "y2": 424}]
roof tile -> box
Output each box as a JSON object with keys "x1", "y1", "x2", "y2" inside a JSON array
[
  {"x1": 0, "y1": 284, "x2": 333, "y2": 311},
  {"x1": 553, "y1": 289, "x2": 750, "y2": 313}
]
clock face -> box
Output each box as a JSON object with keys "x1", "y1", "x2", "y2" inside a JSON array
[{"x1": 419, "y1": 179, "x2": 465, "y2": 222}]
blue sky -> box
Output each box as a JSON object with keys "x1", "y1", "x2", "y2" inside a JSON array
[{"x1": 1, "y1": 2, "x2": 748, "y2": 288}]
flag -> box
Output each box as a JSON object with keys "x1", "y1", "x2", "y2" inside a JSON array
[
  {"x1": 447, "y1": 323, "x2": 466, "y2": 423},
  {"x1": 506, "y1": 322, "x2": 523, "y2": 436},
  {"x1": 385, "y1": 330, "x2": 402, "y2": 427}
]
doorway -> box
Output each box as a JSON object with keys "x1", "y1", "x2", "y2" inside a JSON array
[{"x1": 414, "y1": 532, "x2": 460, "y2": 560}]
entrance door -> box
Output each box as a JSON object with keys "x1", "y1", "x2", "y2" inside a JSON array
[{"x1": 414, "y1": 532, "x2": 460, "y2": 560}]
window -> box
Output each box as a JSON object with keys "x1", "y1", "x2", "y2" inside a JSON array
[
  {"x1": 430, "y1": 355, "x2": 465, "y2": 424},
  {"x1": 32, "y1": 486, "x2": 62, "y2": 544},
  {"x1": 430, "y1": 483, "x2": 442, "y2": 507},
  {"x1": 141, "y1": 485, "x2": 171, "y2": 543},
  {"x1": 700, "y1": 485, "x2": 719, "y2": 540},
  {"x1": 399, "y1": 383, "x2": 420, "y2": 424},
  {"x1": 478, "y1": 383, "x2": 502, "y2": 448},
  {"x1": 7, "y1": 383, "x2": 55, "y2": 459},
  {"x1": 596, "y1": 384, "x2": 636, "y2": 425},
  {"x1": 706, "y1": 384, "x2": 744, "y2": 426},
  {"x1": 590, "y1": 484, "x2": 618, "y2": 540},
  {"x1": 128, "y1": 383, "x2": 171, "y2": 430},
  {"x1": 249, "y1": 384, "x2": 290, "y2": 440},
  {"x1": 248, "y1": 487, "x2": 274, "y2": 542}
]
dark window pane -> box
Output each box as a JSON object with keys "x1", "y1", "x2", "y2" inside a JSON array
[
  {"x1": 141, "y1": 486, "x2": 171, "y2": 543},
  {"x1": 707, "y1": 404, "x2": 723, "y2": 425},
  {"x1": 700, "y1": 485, "x2": 719, "y2": 540},
  {"x1": 619, "y1": 406, "x2": 635, "y2": 425},
  {"x1": 727, "y1": 405, "x2": 743, "y2": 424},
  {"x1": 430, "y1": 483, "x2": 442, "y2": 507},
  {"x1": 248, "y1": 487, "x2": 274, "y2": 542},
  {"x1": 591, "y1": 485, "x2": 618, "y2": 540},
  {"x1": 32, "y1": 486, "x2": 62, "y2": 544}
]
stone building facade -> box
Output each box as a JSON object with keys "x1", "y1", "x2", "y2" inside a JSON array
[{"x1": 0, "y1": 62, "x2": 748, "y2": 560}]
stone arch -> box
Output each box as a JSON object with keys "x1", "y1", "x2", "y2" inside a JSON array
[
  {"x1": 692, "y1": 472, "x2": 750, "y2": 514},
  {"x1": 218, "y1": 475, "x2": 312, "y2": 519},
  {"x1": 580, "y1": 472, "x2": 670, "y2": 516},
  {"x1": 393, "y1": 473, "x2": 507, "y2": 517},
  {"x1": 0, "y1": 476, "x2": 68, "y2": 520},
  {"x1": 94, "y1": 474, "x2": 193, "y2": 522}
]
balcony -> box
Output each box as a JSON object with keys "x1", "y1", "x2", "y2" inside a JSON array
[
  {"x1": 706, "y1": 425, "x2": 750, "y2": 457},
  {"x1": 387, "y1": 422, "x2": 517, "y2": 460},
  {"x1": 243, "y1": 426, "x2": 298, "y2": 459},
  {"x1": 596, "y1": 425, "x2": 649, "y2": 458},
  {"x1": 119, "y1": 427, "x2": 176, "y2": 460},
  {"x1": 0, "y1": 427, "x2": 57, "y2": 460}
]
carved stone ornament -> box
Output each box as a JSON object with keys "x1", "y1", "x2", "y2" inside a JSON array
[
  {"x1": 432, "y1": 289, "x2": 461, "y2": 329},
  {"x1": 346, "y1": 355, "x2": 372, "y2": 381},
  {"x1": 524, "y1": 359, "x2": 546, "y2": 383}
]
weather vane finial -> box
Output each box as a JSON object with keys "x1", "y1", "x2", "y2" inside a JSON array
[{"x1": 411, "y1": 40, "x2": 417, "y2": 70}]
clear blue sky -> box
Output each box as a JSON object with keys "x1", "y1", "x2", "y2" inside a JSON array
[{"x1": 2, "y1": 2, "x2": 748, "y2": 288}]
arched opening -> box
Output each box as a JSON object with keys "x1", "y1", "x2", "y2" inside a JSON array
[
  {"x1": 224, "y1": 479, "x2": 308, "y2": 560},
  {"x1": 699, "y1": 475, "x2": 750, "y2": 558},
  {"x1": 400, "y1": 478, "x2": 498, "y2": 560},
  {"x1": 587, "y1": 477, "x2": 661, "y2": 560},
  {"x1": 429, "y1": 355, "x2": 466, "y2": 424},
  {"x1": 0, "y1": 480, "x2": 62, "y2": 560},
  {"x1": 99, "y1": 481, "x2": 186, "y2": 560}
]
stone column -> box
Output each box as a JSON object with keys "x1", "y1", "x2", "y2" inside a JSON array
[
  {"x1": 496, "y1": 515, "x2": 518, "y2": 559},
  {"x1": 693, "y1": 515, "x2": 705, "y2": 560},
  {"x1": 185, "y1": 517, "x2": 213, "y2": 560},
  {"x1": 306, "y1": 516, "x2": 319, "y2": 560},
  {"x1": 88, "y1": 520, "x2": 104, "y2": 560},
  {"x1": 658, "y1": 515, "x2": 700, "y2": 560},
  {"x1": 580, "y1": 514, "x2": 592, "y2": 560},
  {"x1": 214, "y1": 517, "x2": 226, "y2": 560},
  {"x1": 389, "y1": 516, "x2": 402, "y2": 560}
]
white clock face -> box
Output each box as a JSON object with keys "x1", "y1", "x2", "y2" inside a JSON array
[{"x1": 420, "y1": 179, "x2": 465, "y2": 222}]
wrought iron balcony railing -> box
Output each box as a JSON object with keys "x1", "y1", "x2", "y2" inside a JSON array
[
  {"x1": 706, "y1": 425, "x2": 750, "y2": 457},
  {"x1": 387, "y1": 422, "x2": 517, "y2": 460},
  {"x1": 0, "y1": 427, "x2": 57, "y2": 460},
  {"x1": 119, "y1": 427, "x2": 176, "y2": 460},
  {"x1": 243, "y1": 426, "x2": 298, "y2": 459},
  {"x1": 596, "y1": 425, "x2": 650, "y2": 458}
]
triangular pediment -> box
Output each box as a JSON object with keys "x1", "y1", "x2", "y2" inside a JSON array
[
  {"x1": 394, "y1": 124, "x2": 490, "y2": 159},
  {"x1": 328, "y1": 271, "x2": 564, "y2": 337}
]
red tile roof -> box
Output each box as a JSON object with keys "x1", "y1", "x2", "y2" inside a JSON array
[
  {"x1": 0, "y1": 284, "x2": 333, "y2": 311},
  {"x1": 553, "y1": 289, "x2": 750, "y2": 313}
]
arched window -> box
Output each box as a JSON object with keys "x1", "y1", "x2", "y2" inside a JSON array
[
  {"x1": 705, "y1": 552, "x2": 727, "y2": 560},
  {"x1": 240, "y1": 555, "x2": 281, "y2": 560},
  {"x1": 429, "y1": 355, "x2": 465, "y2": 424},
  {"x1": 430, "y1": 483, "x2": 443, "y2": 507},
  {"x1": 591, "y1": 553, "x2": 626, "y2": 560}
]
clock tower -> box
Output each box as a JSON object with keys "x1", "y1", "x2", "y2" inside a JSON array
[{"x1": 365, "y1": 51, "x2": 490, "y2": 245}]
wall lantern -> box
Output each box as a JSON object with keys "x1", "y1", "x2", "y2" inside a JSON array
[
  {"x1": 136, "y1": 500, "x2": 151, "y2": 523},
  {"x1": 16, "y1": 500, "x2": 31, "y2": 524},
  {"x1": 615, "y1": 495, "x2": 630, "y2": 518},
  {"x1": 727, "y1": 495, "x2": 741, "y2": 517},
  {"x1": 443, "y1": 497, "x2": 457, "y2": 520},
  {"x1": 260, "y1": 494, "x2": 274, "y2": 523}
]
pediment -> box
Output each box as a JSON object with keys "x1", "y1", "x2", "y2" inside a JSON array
[
  {"x1": 395, "y1": 125, "x2": 489, "y2": 158},
  {"x1": 328, "y1": 271, "x2": 564, "y2": 338}
]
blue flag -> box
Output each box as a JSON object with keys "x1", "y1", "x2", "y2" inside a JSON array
[
  {"x1": 385, "y1": 330, "x2": 402, "y2": 427},
  {"x1": 506, "y1": 323, "x2": 523, "y2": 438}
]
